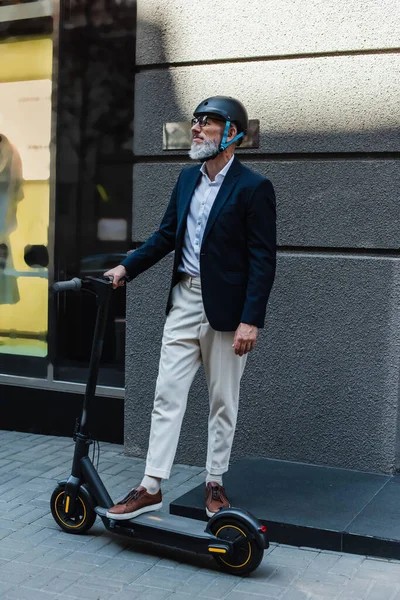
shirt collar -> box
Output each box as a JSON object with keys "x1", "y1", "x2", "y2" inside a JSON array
[{"x1": 200, "y1": 155, "x2": 235, "y2": 183}]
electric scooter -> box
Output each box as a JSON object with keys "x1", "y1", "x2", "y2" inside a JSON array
[{"x1": 50, "y1": 276, "x2": 269, "y2": 575}]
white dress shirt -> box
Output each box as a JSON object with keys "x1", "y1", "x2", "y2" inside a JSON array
[{"x1": 179, "y1": 155, "x2": 234, "y2": 277}]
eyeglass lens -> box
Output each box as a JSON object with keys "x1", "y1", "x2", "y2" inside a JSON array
[{"x1": 191, "y1": 116, "x2": 208, "y2": 127}]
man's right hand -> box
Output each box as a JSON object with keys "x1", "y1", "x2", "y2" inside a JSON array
[{"x1": 104, "y1": 265, "x2": 128, "y2": 289}]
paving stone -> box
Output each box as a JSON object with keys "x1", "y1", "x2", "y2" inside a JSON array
[
  {"x1": 0, "y1": 476, "x2": 34, "y2": 494},
  {"x1": 2, "y1": 430, "x2": 400, "y2": 600},
  {"x1": 196, "y1": 573, "x2": 238, "y2": 598},
  {"x1": 77, "y1": 534, "x2": 117, "y2": 553},
  {"x1": 6, "y1": 523, "x2": 46, "y2": 542},
  {"x1": 337, "y1": 577, "x2": 373, "y2": 598},
  {"x1": 363, "y1": 558, "x2": 400, "y2": 574},
  {"x1": 267, "y1": 552, "x2": 314, "y2": 571},
  {"x1": 0, "y1": 528, "x2": 12, "y2": 540},
  {"x1": 292, "y1": 577, "x2": 339, "y2": 598},
  {"x1": 89, "y1": 539, "x2": 128, "y2": 558},
  {"x1": 14, "y1": 546, "x2": 54, "y2": 564},
  {"x1": 234, "y1": 579, "x2": 284, "y2": 598},
  {"x1": 41, "y1": 467, "x2": 71, "y2": 480},
  {"x1": 175, "y1": 572, "x2": 221, "y2": 594},
  {"x1": 266, "y1": 565, "x2": 301, "y2": 587},
  {"x1": 64, "y1": 577, "x2": 124, "y2": 596},
  {"x1": 329, "y1": 555, "x2": 365, "y2": 577},
  {"x1": 271, "y1": 546, "x2": 319, "y2": 561},
  {"x1": 25, "y1": 527, "x2": 58, "y2": 545},
  {"x1": 300, "y1": 569, "x2": 349, "y2": 586},
  {"x1": 59, "y1": 551, "x2": 106, "y2": 568},
  {"x1": 134, "y1": 565, "x2": 194, "y2": 591},
  {"x1": 0, "y1": 545, "x2": 23, "y2": 560},
  {"x1": 59, "y1": 587, "x2": 117, "y2": 599},
  {"x1": 365, "y1": 581, "x2": 400, "y2": 600},
  {"x1": 101, "y1": 473, "x2": 133, "y2": 489},
  {"x1": 0, "y1": 518, "x2": 25, "y2": 531},
  {"x1": 0, "y1": 568, "x2": 42, "y2": 586},
  {"x1": 2, "y1": 504, "x2": 38, "y2": 520},
  {"x1": 0, "y1": 537, "x2": 35, "y2": 554},
  {"x1": 224, "y1": 591, "x2": 280, "y2": 600},
  {"x1": 116, "y1": 545, "x2": 163, "y2": 564},
  {"x1": 354, "y1": 562, "x2": 400, "y2": 583},
  {"x1": 0, "y1": 561, "x2": 43, "y2": 577},
  {"x1": 90, "y1": 562, "x2": 149, "y2": 584},
  {"x1": 40, "y1": 531, "x2": 88, "y2": 548},
  {"x1": 0, "y1": 487, "x2": 35, "y2": 503},
  {"x1": 108, "y1": 583, "x2": 172, "y2": 600},
  {"x1": 13, "y1": 466, "x2": 53, "y2": 477},
  {"x1": 19, "y1": 478, "x2": 56, "y2": 492},
  {"x1": 12, "y1": 507, "x2": 50, "y2": 525},
  {"x1": 0, "y1": 461, "x2": 25, "y2": 474},
  {"x1": 80, "y1": 557, "x2": 132, "y2": 579},
  {"x1": 18, "y1": 567, "x2": 59, "y2": 591},
  {"x1": 305, "y1": 551, "x2": 341, "y2": 572},
  {"x1": 281, "y1": 590, "x2": 310, "y2": 600},
  {"x1": 0, "y1": 581, "x2": 16, "y2": 596},
  {"x1": 38, "y1": 570, "x2": 83, "y2": 594},
  {"x1": 55, "y1": 560, "x2": 99, "y2": 574},
  {"x1": 5, "y1": 587, "x2": 58, "y2": 600},
  {"x1": 101, "y1": 462, "x2": 131, "y2": 476},
  {"x1": 31, "y1": 546, "x2": 73, "y2": 567}
]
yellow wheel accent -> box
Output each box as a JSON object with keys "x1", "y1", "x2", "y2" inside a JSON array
[
  {"x1": 54, "y1": 491, "x2": 87, "y2": 529},
  {"x1": 51, "y1": 485, "x2": 96, "y2": 535},
  {"x1": 214, "y1": 524, "x2": 252, "y2": 569}
]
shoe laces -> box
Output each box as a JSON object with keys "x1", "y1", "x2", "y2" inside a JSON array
[
  {"x1": 118, "y1": 488, "x2": 141, "y2": 505},
  {"x1": 211, "y1": 485, "x2": 221, "y2": 501}
]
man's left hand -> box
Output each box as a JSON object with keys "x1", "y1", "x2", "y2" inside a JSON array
[{"x1": 233, "y1": 323, "x2": 258, "y2": 356}]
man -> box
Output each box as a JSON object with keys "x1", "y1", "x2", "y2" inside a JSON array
[{"x1": 104, "y1": 96, "x2": 276, "y2": 520}]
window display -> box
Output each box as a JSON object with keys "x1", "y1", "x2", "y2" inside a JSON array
[{"x1": 0, "y1": 37, "x2": 52, "y2": 363}]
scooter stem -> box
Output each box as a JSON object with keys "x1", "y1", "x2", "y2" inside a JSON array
[{"x1": 80, "y1": 278, "x2": 112, "y2": 436}]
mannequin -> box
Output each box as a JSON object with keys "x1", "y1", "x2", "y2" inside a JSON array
[{"x1": 0, "y1": 133, "x2": 23, "y2": 305}]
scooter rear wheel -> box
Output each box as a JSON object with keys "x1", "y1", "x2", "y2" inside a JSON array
[
  {"x1": 50, "y1": 485, "x2": 96, "y2": 534},
  {"x1": 209, "y1": 517, "x2": 264, "y2": 575}
]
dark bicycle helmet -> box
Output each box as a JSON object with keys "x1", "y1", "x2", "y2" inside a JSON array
[{"x1": 193, "y1": 96, "x2": 248, "y2": 152}]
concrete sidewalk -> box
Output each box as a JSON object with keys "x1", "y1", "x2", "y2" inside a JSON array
[{"x1": 0, "y1": 430, "x2": 399, "y2": 600}]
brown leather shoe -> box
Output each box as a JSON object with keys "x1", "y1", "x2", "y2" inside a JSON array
[
  {"x1": 205, "y1": 482, "x2": 230, "y2": 518},
  {"x1": 106, "y1": 486, "x2": 162, "y2": 520}
]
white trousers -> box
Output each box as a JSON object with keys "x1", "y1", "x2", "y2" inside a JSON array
[{"x1": 145, "y1": 275, "x2": 248, "y2": 479}]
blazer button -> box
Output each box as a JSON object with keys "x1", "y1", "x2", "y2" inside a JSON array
[{"x1": 200, "y1": 252, "x2": 205, "y2": 257}]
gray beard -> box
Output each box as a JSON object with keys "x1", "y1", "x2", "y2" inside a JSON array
[{"x1": 189, "y1": 138, "x2": 220, "y2": 161}]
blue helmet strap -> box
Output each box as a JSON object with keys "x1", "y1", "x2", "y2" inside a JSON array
[{"x1": 218, "y1": 120, "x2": 244, "y2": 152}]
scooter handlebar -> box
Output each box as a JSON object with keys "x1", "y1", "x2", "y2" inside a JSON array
[{"x1": 53, "y1": 277, "x2": 82, "y2": 293}]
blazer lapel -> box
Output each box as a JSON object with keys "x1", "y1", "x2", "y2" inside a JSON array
[
  {"x1": 177, "y1": 167, "x2": 202, "y2": 233},
  {"x1": 202, "y1": 157, "x2": 242, "y2": 243}
]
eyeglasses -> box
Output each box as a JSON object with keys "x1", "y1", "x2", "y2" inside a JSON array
[{"x1": 190, "y1": 115, "x2": 225, "y2": 128}]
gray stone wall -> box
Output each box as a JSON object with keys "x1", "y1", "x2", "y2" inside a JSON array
[{"x1": 125, "y1": 0, "x2": 400, "y2": 474}]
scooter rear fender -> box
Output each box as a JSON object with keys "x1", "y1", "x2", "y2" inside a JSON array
[{"x1": 205, "y1": 507, "x2": 269, "y2": 549}]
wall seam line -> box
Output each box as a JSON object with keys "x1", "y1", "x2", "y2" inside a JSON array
[{"x1": 136, "y1": 47, "x2": 400, "y2": 72}]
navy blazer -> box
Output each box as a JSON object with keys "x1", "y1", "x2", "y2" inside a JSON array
[{"x1": 121, "y1": 157, "x2": 276, "y2": 331}]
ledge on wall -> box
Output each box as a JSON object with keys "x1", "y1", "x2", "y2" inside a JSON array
[{"x1": 171, "y1": 456, "x2": 400, "y2": 559}]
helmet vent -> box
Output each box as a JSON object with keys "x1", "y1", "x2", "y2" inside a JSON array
[{"x1": 204, "y1": 101, "x2": 208, "y2": 105}]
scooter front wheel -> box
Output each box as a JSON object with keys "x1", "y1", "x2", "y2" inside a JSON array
[
  {"x1": 208, "y1": 516, "x2": 264, "y2": 575},
  {"x1": 50, "y1": 485, "x2": 96, "y2": 534}
]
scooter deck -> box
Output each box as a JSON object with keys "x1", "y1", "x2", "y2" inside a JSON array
[{"x1": 95, "y1": 506, "x2": 210, "y2": 537}]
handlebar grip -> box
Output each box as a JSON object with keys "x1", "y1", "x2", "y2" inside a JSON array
[{"x1": 53, "y1": 277, "x2": 82, "y2": 293}]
